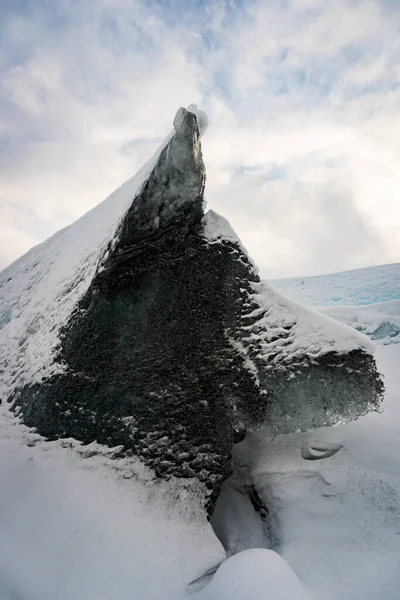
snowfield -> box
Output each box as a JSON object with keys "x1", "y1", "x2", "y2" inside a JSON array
[
  {"x1": 272, "y1": 264, "x2": 400, "y2": 346},
  {"x1": 0, "y1": 406, "x2": 223, "y2": 600},
  {"x1": 0, "y1": 263, "x2": 399, "y2": 600},
  {"x1": 272, "y1": 262, "x2": 400, "y2": 307}
]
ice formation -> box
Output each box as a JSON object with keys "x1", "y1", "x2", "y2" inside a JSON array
[{"x1": 0, "y1": 106, "x2": 383, "y2": 516}]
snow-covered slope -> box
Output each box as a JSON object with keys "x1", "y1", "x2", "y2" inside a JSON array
[
  {"x1": 320, "y1": 300, "x2": 400, "y2": 345},
  {"x1": 0, "y1": 406, "x2": 222, "y2": 600}
]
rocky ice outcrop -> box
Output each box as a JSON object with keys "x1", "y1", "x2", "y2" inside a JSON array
[{"x1": 0, "y1": 106, "x2": 384, "y2": 515}]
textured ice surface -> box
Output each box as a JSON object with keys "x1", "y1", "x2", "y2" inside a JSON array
[{"x1": 246, "y1": 280, "x2": 375, "y2": 361}]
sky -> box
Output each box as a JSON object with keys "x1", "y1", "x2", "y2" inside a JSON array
[{"x1": 1, "y1": 0, "x2": 400, "y2": 279}]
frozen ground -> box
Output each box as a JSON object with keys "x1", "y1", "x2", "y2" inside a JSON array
[{"x1": 0, "y1": 266, "x2": 399, "y2": 600}]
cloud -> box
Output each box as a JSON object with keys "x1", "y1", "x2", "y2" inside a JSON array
[{"x1": 0, "y1": 0, "x2": 399, "y2": 277}]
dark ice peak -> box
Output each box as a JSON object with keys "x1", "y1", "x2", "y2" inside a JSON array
[{"x1": 110, "y1": 106, "x2": 206, "y2": 270}]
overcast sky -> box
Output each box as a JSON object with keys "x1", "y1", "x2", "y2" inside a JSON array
[{"x1": 1, "y1": 0, "x2": 400, "y2": 278}]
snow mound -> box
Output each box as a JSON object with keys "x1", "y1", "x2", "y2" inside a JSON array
[{"x1": 197, "y1": 549, "x2": 308, "y2": 600}]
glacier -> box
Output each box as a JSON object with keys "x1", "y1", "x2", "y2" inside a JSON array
[
  {"x1": 272, "y1": 262, "x2": 400, "y2": 307},
  {"x1": 273, "y1": 264, "x2": 400, "y2": 345}
]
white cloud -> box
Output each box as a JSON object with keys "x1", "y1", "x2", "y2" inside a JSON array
[{"x1": 0, "y1": 0, "x2": 399, "y2": 277}]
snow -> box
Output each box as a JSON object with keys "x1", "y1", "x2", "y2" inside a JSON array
[
  {"x1": 272, "y1": 262, "x2": 400, "y2": 307},
  {"x1": 272, "y1": 265, "x2": 400, "y2": 346},
  {"x1": 0, "y1": 140, "x2": 167, "y2": 397},
  {"x1": 243, "y1": 280, "x2": 375, "y2": 364},
  {"x1": 202, "y1": 210, "x2": 376, "y2": 363},
  {"x1": 195, "y1": 549, "x2": 309, "y2": 600},
  {"x1": 0, "y1": 263, "x2": 399, "y2": 600},
  {"x1": 0, "y1": 406, "x2": 223, "y2": 600},
  {"x1": 216, "y1": 341, "x2": 400, "y2": 600},
  {"x1": 268, "y1": 344, "x2": 400, "y2": 600},
  {"x1": 319, "y1": 300, "x2": 400, "y2": 345},
  {"x1": 201, "y1": 209, "x2": 257, "y2": 272}
]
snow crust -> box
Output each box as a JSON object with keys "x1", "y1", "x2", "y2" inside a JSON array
[
  {"x1": 0, "y1": 405, "x2": 223, "y2": 600},
  {"x1": 244, "y1": 281, "x2": 375, "y2": 364},
  {"x1": 201, "y1": 209, "x2": 257, "y2": 271}
]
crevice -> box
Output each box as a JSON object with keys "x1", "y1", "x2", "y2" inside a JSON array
[{"x1": 210, "y1": 433, "x2": 280, "y2": 558}]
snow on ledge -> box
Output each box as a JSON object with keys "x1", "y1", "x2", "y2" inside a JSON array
[
  {"x1": 202, "y1": 210, "x2": 245, "y2": 247},
  {"x1": 245, "y1": 281, "x2": 376, "y2": 364},
  {"x1": 201, "y1": 210, "x2": 258, "y2": 272}
]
